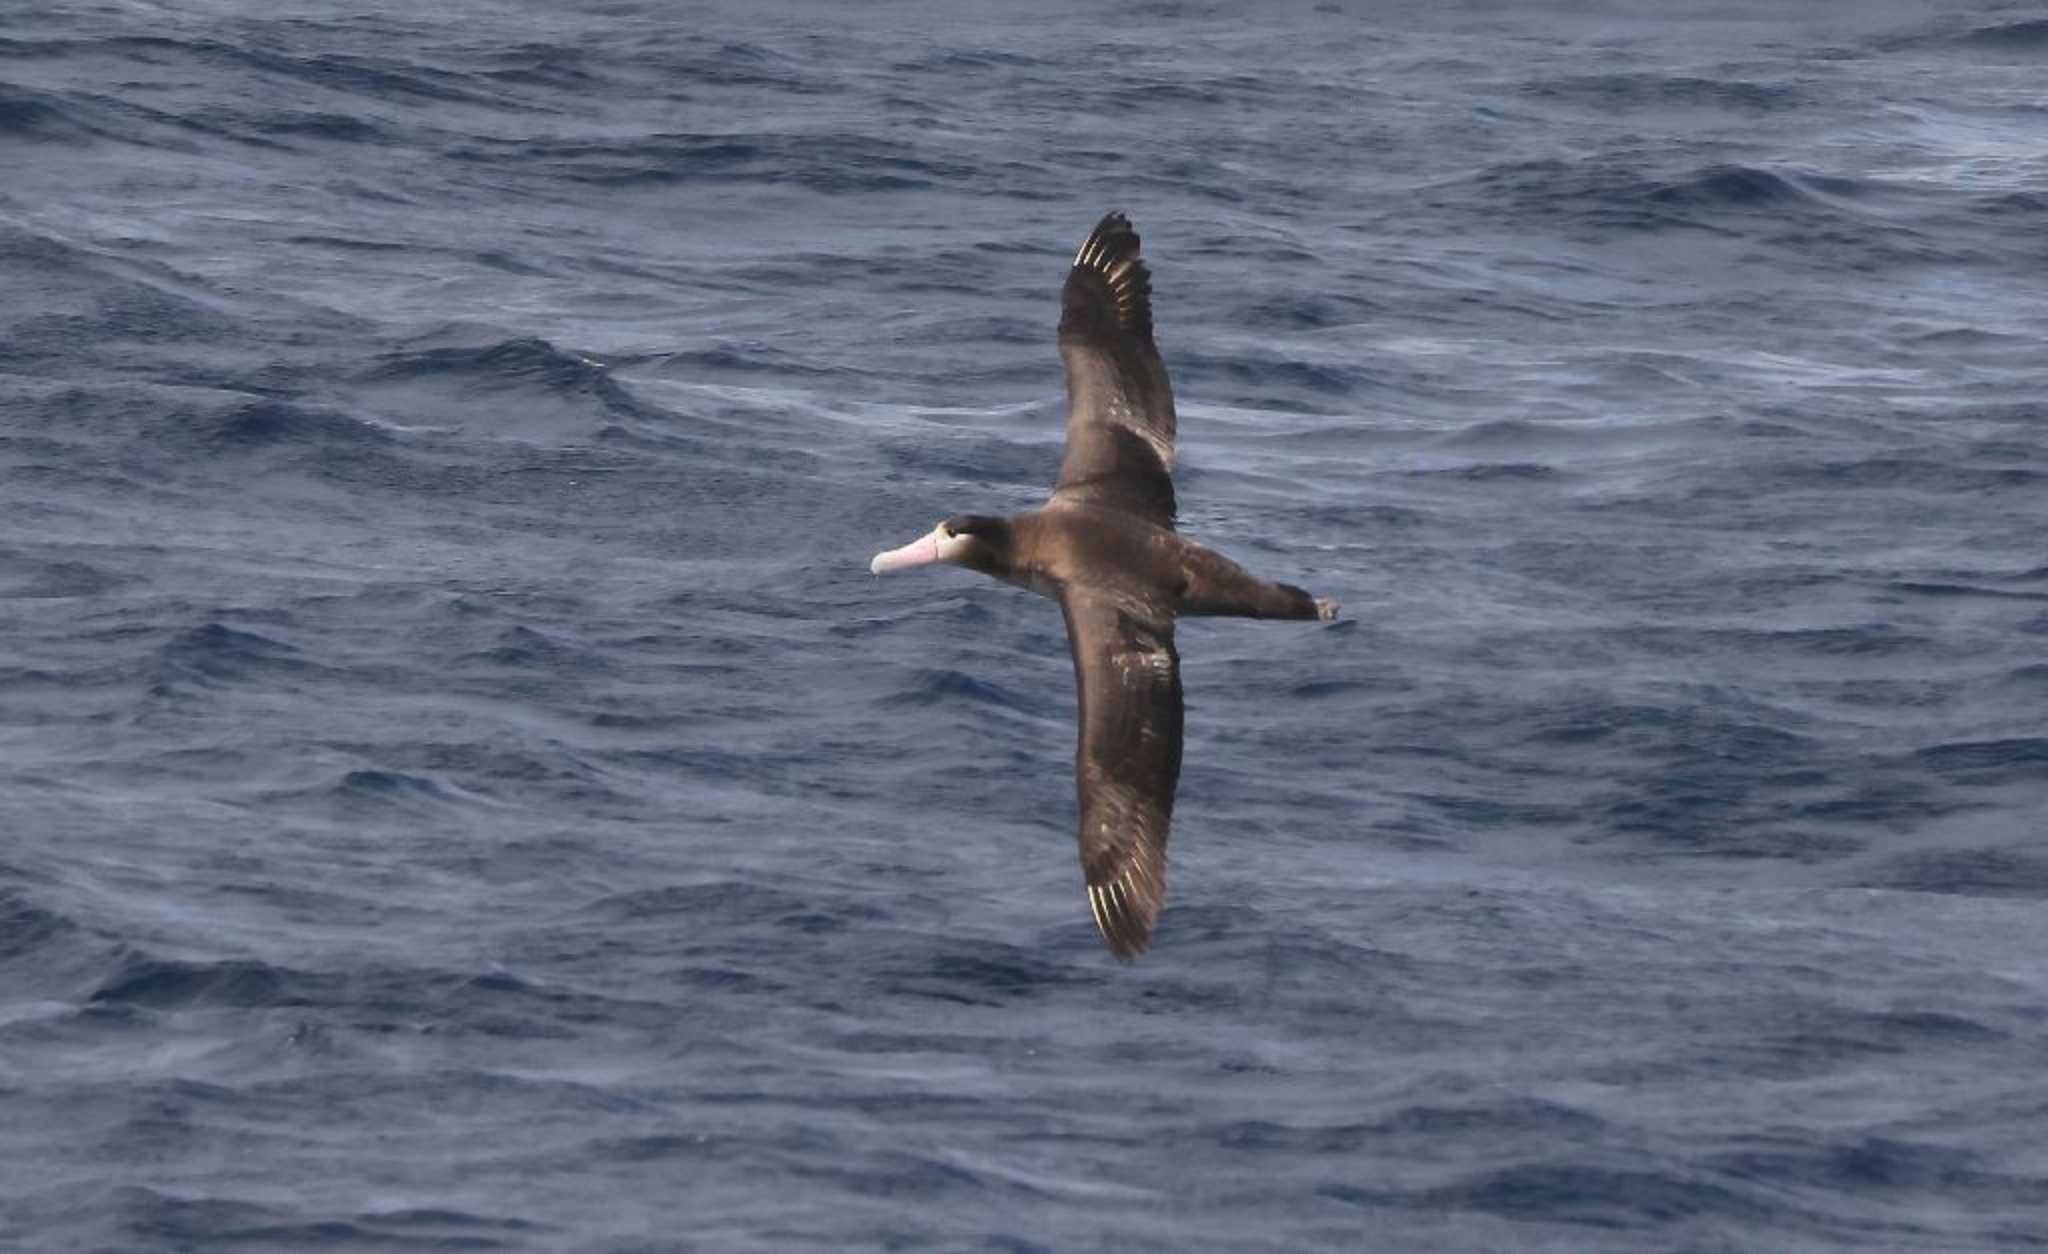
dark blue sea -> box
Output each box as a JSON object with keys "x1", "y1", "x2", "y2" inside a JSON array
[{"x1": 6, "y1": 1, "x2": 2048, "y2": 1248}]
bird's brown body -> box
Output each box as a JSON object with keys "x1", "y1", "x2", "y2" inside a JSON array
[{"x1": 968, "y1": 505, "x2": 1324, "y2": 623}]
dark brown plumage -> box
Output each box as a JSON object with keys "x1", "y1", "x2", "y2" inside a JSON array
[{"x1": 868, "y1": 212, "x2": 1337, "y2": 960}]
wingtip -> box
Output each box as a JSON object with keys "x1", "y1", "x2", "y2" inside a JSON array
[
  {"x1": 1074, "y1": 211, "x2": 1140, "y2": 264},
  {"x1": 1085, "y1": 867, "x2": 1160, "y2": 961},
  {"x1": 1068, "y1": 213, "x2": 1154, "y2": 341}
]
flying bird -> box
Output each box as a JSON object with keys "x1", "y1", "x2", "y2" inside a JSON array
[{"x1": 870, "y1": 212, "x2": 1337, "y2": 960}]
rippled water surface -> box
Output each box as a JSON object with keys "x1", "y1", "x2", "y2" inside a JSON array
[{"x1": 4, "y1": 1, "x2": 2048, "y2": 1249}]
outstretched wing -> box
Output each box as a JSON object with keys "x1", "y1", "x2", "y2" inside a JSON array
[
  {"x1": 1058, "y1": 587, "x2": 1183, "y2": 959},
  {"x1": 1053, "y1": 212, "x2": 1178, "y2": 530}
]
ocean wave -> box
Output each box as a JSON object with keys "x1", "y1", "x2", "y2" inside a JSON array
[
  {"x1": 649, "y1": 342, "x2": 852, "y2": 380},
  {"x1": 1914, "y1": 737, "x2": 2048, "y2": 778},
  {"x1": 335, "y1": 768, "x2": 458, "y2": 800},
  {"x1": 139, "y1": 35, "x2": 517, "y2": 108},
  {"x1": 1888, "y1": 580, "x2": 2048, "y2": 602},
  {"x1": 1104, "y1": 75, "x2": 1278, "y2": 110},
  {"x1": 83, "y1": 951, "x2": 654, "y2": 1040},
  {"x1": 1862, "y1": 847, "x2": 2048, "y2": 898},
  {"x1": 1951, "y1": 19, "x2": 2048, "y2": 53},
  {"x1": 119, "y1": 1186, "x2": 541, "y2": 1248},
  {"x1": 7, "y1": 275, "x2": 242, "y2": 368},
  {"x1": 890, "y1": 47, "x2": 1047, "y2": 73},
  {"x1": 236, "y1": 108, "x2": 394, "y2": 145},
  {"x1": 460, "y1": 624, "x2": 609, "y2": 673},
  {"x1": 0, "y1": 556, "x2": 132, "y2": 599},
  {"x1": 472, "y1": 41, "x2": 603, "y2": 90},
  {"x1": 1435, "y1": 158, "x2": 1919, "y2": 253},
  {"x1": 151, "y1": 623, "x2": 306, "y2": 689},
  {"x1": 1219, "y1": 1096, "x2": 1607, "y2": 1153},
  {"x1": 1523, "y1": 701, "x2": 1818, "y2": 760},
  {"x1": 1401, "y1": 461, "x2": 1558, "y2": 482},
  {"x1": 623, "y1": 39, "x2": 824, "y2": 93},
  {"x1": 444, "y1": 131, "x2": 970, "y2": 192},
  {"x1": 91, "y1": 956, "x2": 318, "y2": 1010},
  {"x1": 1764, "y1": 455, "x2": 2040, "y2": 494},
  {"x1": 1231, "y1": 290, "x2": 1384, "y2": 332},
  {"x1": 871, "y1": 944, "x2": 1088, "y2": 1006},
  {"x1": 0, "y1": 83, "x2": 86, "y2": 139},
  {"x1": 153, "y1": 398, "x2": 391, "y2": 451},
  {"x1": 1646, "y1": 164, "x2": 1870, "y2": 209},
  {"x1": 0, "y1": 888, "x2": 79, "y2": 963},
  {"x1": 1523, "y1": 73, "x2": 1809, "y2": 114},
  {"x1": 1709, "y1": 1135, "x2": 2035, "y2": 1209},
  {"x1": 1622, "y1": 624, "x2": 1936, "y2": 660},
  {"x1": 578, "y1": 880, "x2": 827, "y2": 924},
  {"x1": 368, "y1": 336, "x2": 612, "y2": 393},
  {"x1": 877, "y1": 432, "x2": 1052, "y2": 486},
  {"x1": 361, "y1": 336, "x2": 671, "y2": 428},
  {"x1": 1321, "y1": 1161, "x2": 1794, "y2": 1229},
  {"x1": 879, "y1": 667, "x2": 1057, "y2": 718},
  {"x1": 1177, "y1": 349, "x2": 1378, "y2": 400}
]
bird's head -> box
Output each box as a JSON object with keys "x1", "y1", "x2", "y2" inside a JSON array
[{"x1": 869, "y1": 514, "x2": 1011, "y2": 577}]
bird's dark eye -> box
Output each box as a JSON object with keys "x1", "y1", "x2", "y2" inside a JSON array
[{"x1": 943, "y1": 524, "x2": 958, "y2": 539}]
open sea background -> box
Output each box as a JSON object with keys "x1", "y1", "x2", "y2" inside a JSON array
[{"x1": 4, "y1": 0, "x2": 2048, "y2": 1248}]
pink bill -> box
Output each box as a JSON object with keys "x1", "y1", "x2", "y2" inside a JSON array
[{"x1": 869, "y1": 531, "x2": 940, "y2": 574}]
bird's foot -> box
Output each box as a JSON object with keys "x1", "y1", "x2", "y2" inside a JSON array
[{"x1": 1315, "y1": 598, "x2": 1340, "y2": 622}]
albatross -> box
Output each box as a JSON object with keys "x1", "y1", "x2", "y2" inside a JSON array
[{"x1": 869, "y1": 212, "x2": 1338, "y2": 960}]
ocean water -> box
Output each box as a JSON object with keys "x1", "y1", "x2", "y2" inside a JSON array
[{"x1": 4, "y1": 0, "x2": 2048, "y2": 1248}]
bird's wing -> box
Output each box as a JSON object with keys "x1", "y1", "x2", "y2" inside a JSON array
[
  {"x1": 1052, "y1": 212, "x2": 1178, "y2": 530},
  {"x1": 1058, "y1": 585, "x2": 1183, "y2": 959}
]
